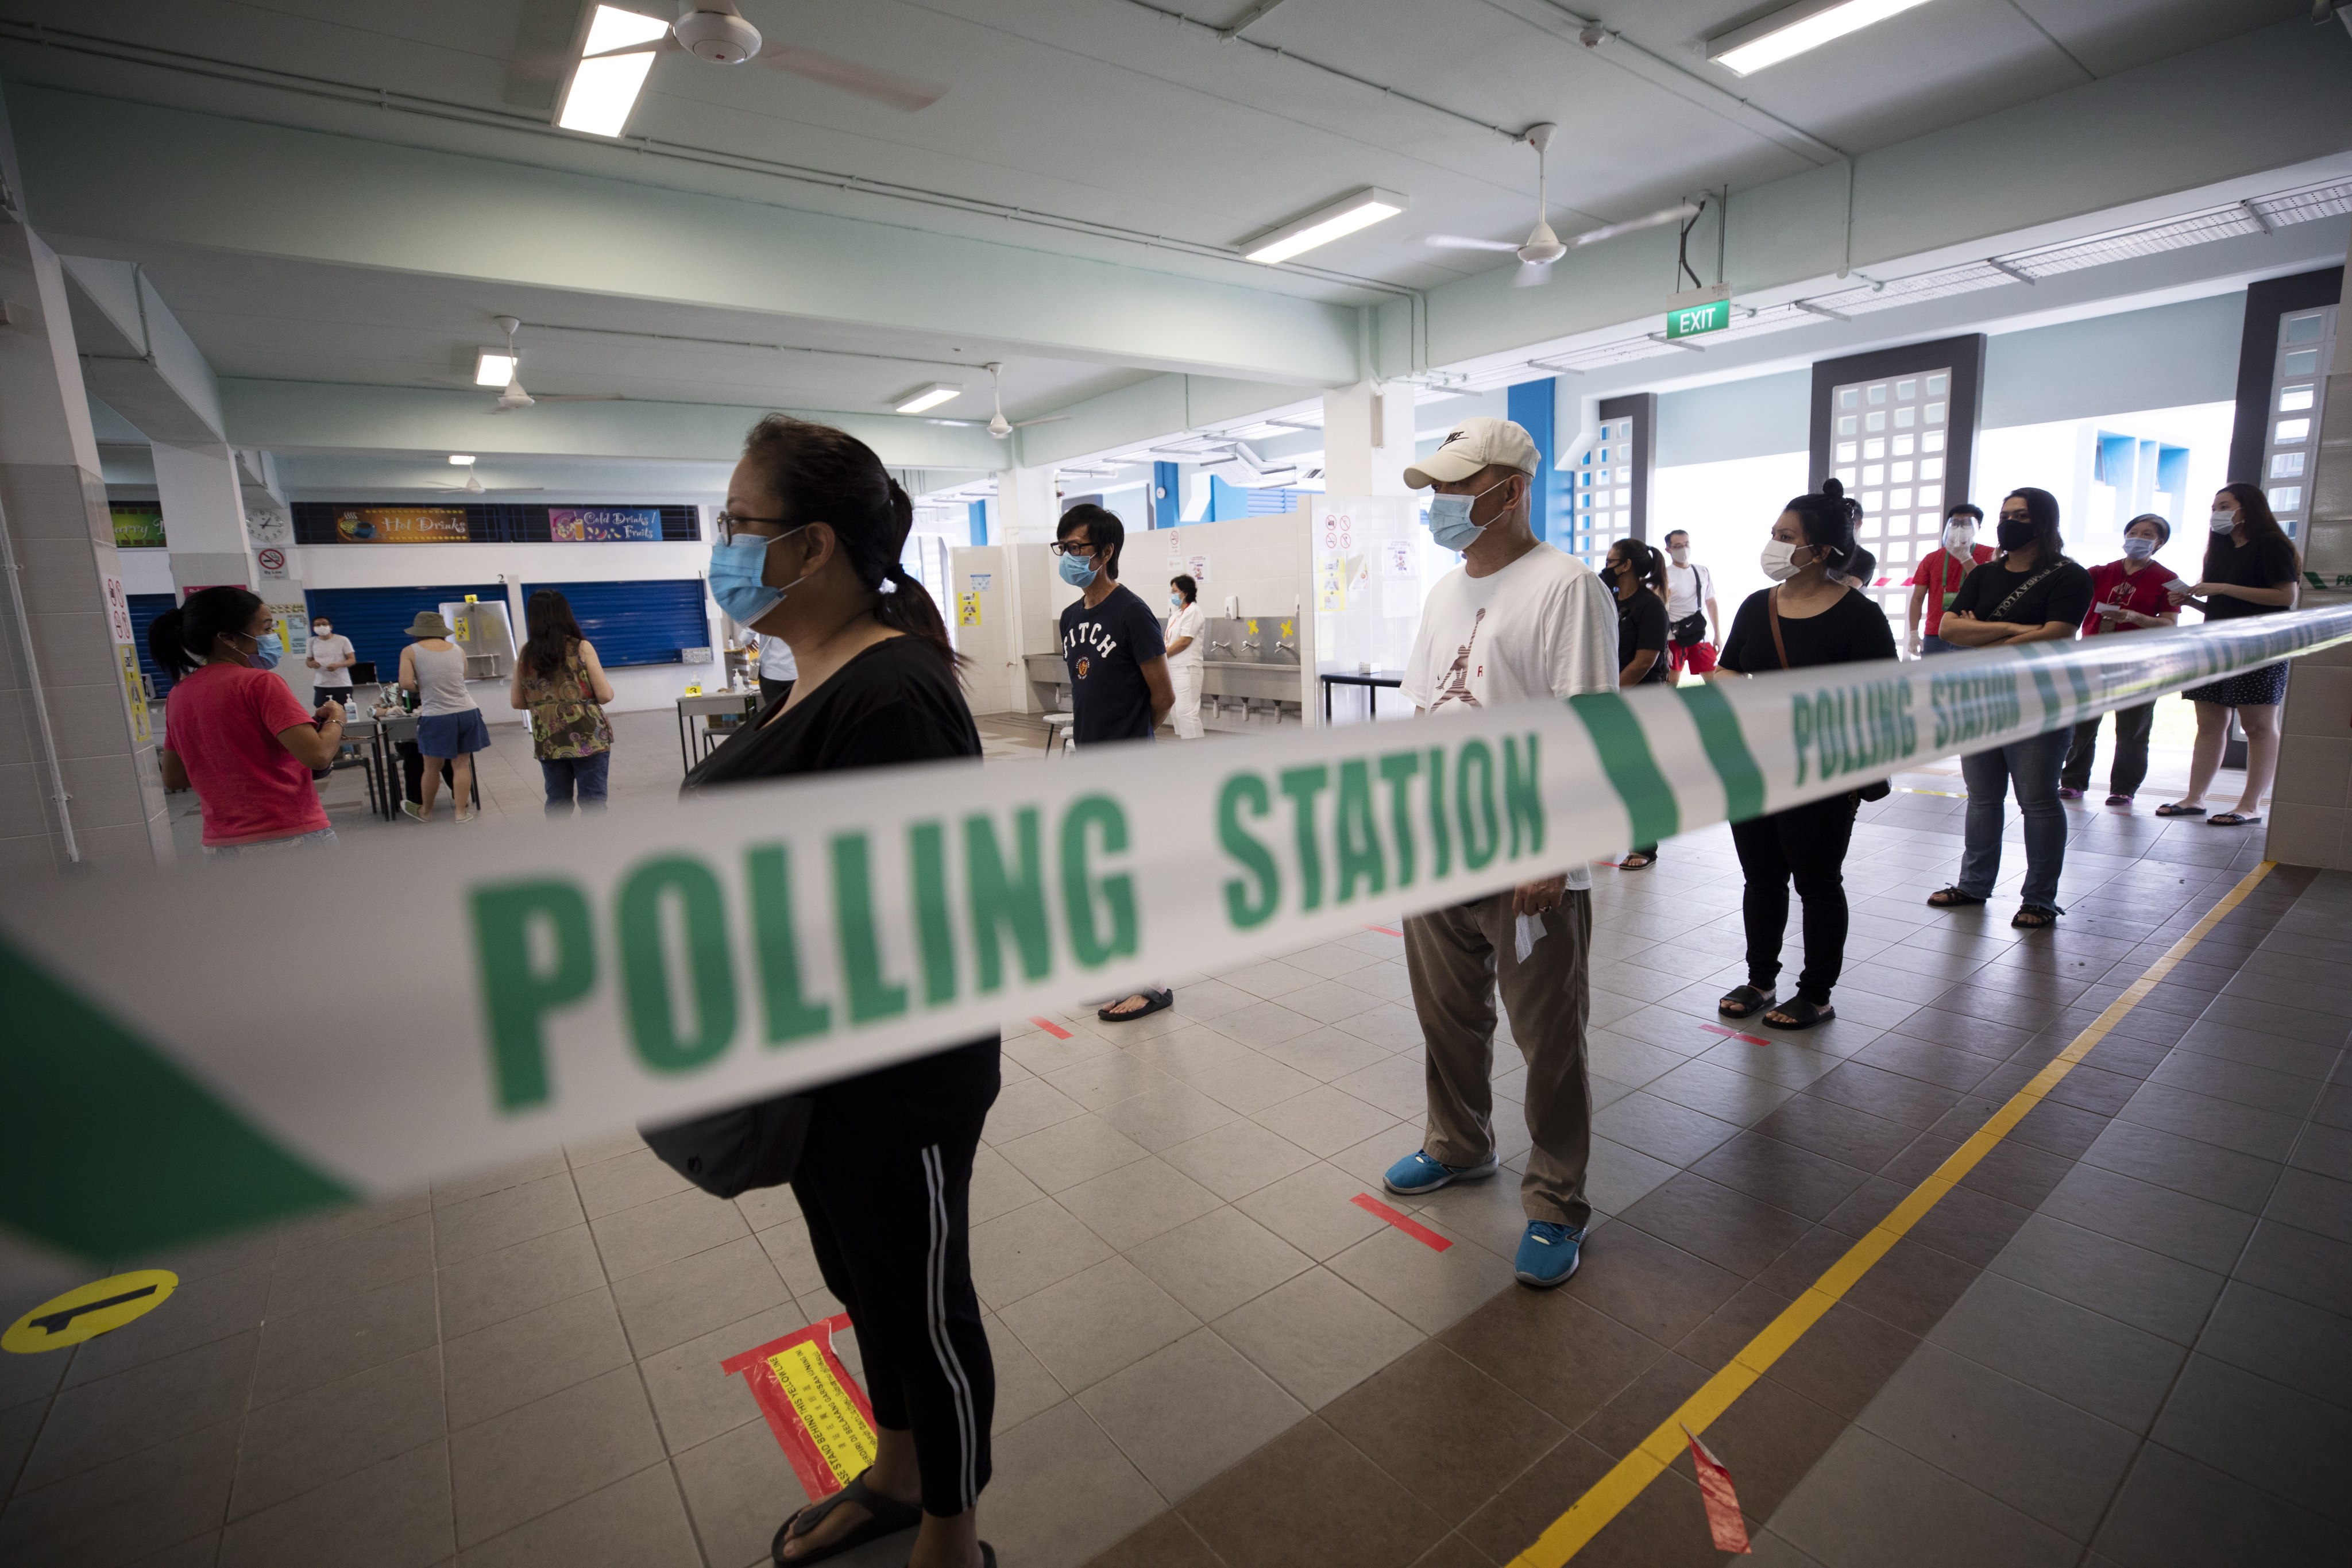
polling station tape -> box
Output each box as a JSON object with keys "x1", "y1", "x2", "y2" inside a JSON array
[{"x1": 5, "y1": 603, "x2": 2350, "y2": 1264}]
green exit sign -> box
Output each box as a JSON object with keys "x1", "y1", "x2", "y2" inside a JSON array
[{"x1": 1667, "y1": 298, "x2": 1730, "y2": 339}]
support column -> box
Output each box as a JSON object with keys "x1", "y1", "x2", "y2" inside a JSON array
[
  {"x1": 0, "y1": 213, "x2": 171, "y2": 870},
  {"x1": 1319, "y1": 381, "x2": 1413, "y2": 497},
  {"x1": 992, "y1": 465, "x2": 1056, "y2": 715},
  {"x1": 154, "y1": 441, "x2": 256, "y2": 597}
]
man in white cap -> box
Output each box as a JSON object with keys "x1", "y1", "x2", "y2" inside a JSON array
[{"x1": 1381, "y1": 415, "x2": 1619, "y2": 1288}]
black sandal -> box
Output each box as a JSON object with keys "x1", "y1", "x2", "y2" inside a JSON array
[
  {"x1": 2011, "y1": 906, "x2": 2060, "y2": 929},
  {"x1": 1619, "y1": 850, "x2": 1655, "y2": 870},
  {"x1": 1718, "y1": 985, "x2": 1774, "y2": 1019},
  {"x1": 2153, "y1": 803, "x2": 2204, "y2": 817},
  {"x1": 1926, "y1": 887, "x2": 1986, "y2": 908},
  {"x1": 1098, "y1": 987, "x2": 1174, "y2": 1024},
  {"x1": 1764, "y1": 998, "x2": 1835, "y2": 1030},
  {"x1": 2208, "y1": 812, "x2": 2261, "y2": 827},
  {"x1": 772, "y1": 1473, "x2": 922, "y2": 1565}
]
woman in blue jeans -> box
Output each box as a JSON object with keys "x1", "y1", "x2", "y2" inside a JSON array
[
  {"x1": 510, "y1": 589, "x2": 617, "y2": 813},
  {"x1": 1924, "y1": 488, "x2": 2094, "y2": 928}
]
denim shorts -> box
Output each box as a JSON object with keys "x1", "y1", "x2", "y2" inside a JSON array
[{"x1": 416, "y1": 709, "x2": 492, "y2": 757}]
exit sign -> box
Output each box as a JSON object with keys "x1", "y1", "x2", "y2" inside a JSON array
[{"x1": 1667, "y1": 298, "x2": 1730, "y2": 339}]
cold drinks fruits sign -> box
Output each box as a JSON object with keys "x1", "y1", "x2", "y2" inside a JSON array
[{"x1": 550, "y1": 507, "x2": 661, "y2": 542}]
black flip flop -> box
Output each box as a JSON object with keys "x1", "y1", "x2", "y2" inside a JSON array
[
  {"x1": 1099, "y1": 987, "x2": 1174, "y2": 1024},
  {"x1": 772, "y1": 1473, "x2": 922, "y2": 1565},
  {"x1": 1619, "y1": 850, "x2": 1656, "y2": 870},
  {"x1": 1926, "y1": 886, "x2": 1986, "y2": 908},
  {"x1": 2208, "y1": 812, "x2": 2262, "y2": 827},
  {"x1": 2153, "y1": 803, "x2": 2205, "y2": 818},
  {"x1": 1718, "y1": 985, "x2": 1774, "y2": 1019},
  {"x1": 1764, "y1": 998, "x2": 1835, "y2": 1030}
]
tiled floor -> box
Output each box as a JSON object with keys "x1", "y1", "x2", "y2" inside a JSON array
[{"x1": 27, "y1": 713, "x2": 2346, "y2": 1568}]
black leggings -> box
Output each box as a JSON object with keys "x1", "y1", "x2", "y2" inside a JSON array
[
  {"x1": 1730, "y1": 792, "x2": 1860, "y2": 1006},
  {"x1": 791, "y1": 1042, "x2": 998, "y2": 1517}
]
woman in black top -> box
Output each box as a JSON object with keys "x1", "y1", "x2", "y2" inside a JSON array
[
  {"x1": 683, "y1": 418, "x2": 998, "y2": 1568},
  {"x1": 1606, "y1": 538, "x2": 1671, "y2": 868},
  {"x1": 1924, "y1": 488, "x2": 2093, "y2": 928},
  {"x1": 2157, "y1": 483, "x2": 2301, "y2": 828},
  {"x1": 1711, "y1": 480, "x2": 1894, "y2": 1030}
]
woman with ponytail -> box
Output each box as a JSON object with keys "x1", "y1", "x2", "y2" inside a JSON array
[
  {"x1": 681, "y1": 417, "x2": 997, "y2": 1568},
  {"x1": 150, "y1": 585, "x2": 343, "y2": 854},
  {"x1": 1708, "y1": 479, "x2": 1894, "y2": 1030}
]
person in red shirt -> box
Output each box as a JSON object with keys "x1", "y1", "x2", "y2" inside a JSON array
[
  {"x1": 2060, "y1": 514, "x2": 2180, "y2": 805},
  {"x1": 1905, "y1": 504, "x2": 1996, "y2": 655},
  {"x1": 150, "y1": 586, "x2": 345, "y2": 854}
]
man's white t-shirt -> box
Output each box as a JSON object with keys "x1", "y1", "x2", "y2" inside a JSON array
[
  {"x1": 757, "y1": 634, "x2": 798, "y2": 681},
  {"x1": 1665, "y1": 561, "x2": 1713, "y2": 624},
  {"x1": 307, "y1": 633, "x2": 356, "y2": 688},
  {"x1": 1165, "y1": 602, "x2": 1207, "y2": 670},
  {"x1": 1400, "y1": 542, "x2": 1620, "y2": 893}
]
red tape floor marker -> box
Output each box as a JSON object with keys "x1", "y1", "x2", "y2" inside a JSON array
[
  {"x1": 1351, "y1": 1192, "x2": 1453, "y2": 1252},
  {"x1": 1028, "y1": 1017, "x2": 1072, "y2": 1039},
  {"x1": 721, "y1": 1314, "x2": 876, "y2": 1503},
  {"x1": 1367, "y1": 925, "x2": 1404, "y2": 937},
  {"x1": 1699, "y1": 1022, "x2": 1770, "y2": 1046},
  {"x1": 1682, "y1": 1426, "x2": 1752, "y2": 1554}
]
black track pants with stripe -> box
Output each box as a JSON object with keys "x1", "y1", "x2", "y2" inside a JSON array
[{"x1": 791, "y1": 1040, "x2": 998, "y2": 1518}]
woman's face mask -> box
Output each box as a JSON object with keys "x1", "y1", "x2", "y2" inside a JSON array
[
  {"x1": 709, "y1": 525, "x2": 809, "y2": 625},
  {"x1": 2121, "y1": 536, "x2": 2157, "y2": 561},
  {"x1": 1759, "y1": 538, "x2": 1806, "y2": 582},
  {"x1": 231, "y1": 628, "x2": 282, "y2": 670},
  {"x1": 1996, "y1": 515, "x2": 2036, "y2": 551},
  {"x1": 2208, "y1": 507, "x2": 2237, "y2": 535}
]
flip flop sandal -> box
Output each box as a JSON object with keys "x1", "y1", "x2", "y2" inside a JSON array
[
  {"x1": 772, "y1": 1473, "x2": 922, "y2": 1565},
  {"x1": 1926, "y1": 887, "x2": 1986, "y2": 907},
  {"x1": 2208, "y1": 812, "x2": 2262, "y2": 827},
  {"x1": 2153, "y1": 803, "x2": 2205, "y2": 818},
  {"x1": 1718, "y1": 985, "x2": 1774, "y2": 1019},
  {"x1": 1098, "y1": 987, "x2": 1174, "y2": 1024},
  {"x1": 1619, "y1": 851, "x2": 1656, "y2": 870},
  {"x1": 1764, "y1": 998, "x2": 1836, "y2": 1030}
]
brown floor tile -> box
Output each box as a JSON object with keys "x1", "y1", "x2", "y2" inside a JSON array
[
  {"x1": 1616, "y1": 1173, "x2": 1815, "y2": 1279},
  {"x1": 1751, "y1": 1225, "x2": 1859, "y2": 1299},
  {"x1": 1763, "y1": 1299, "x2": 1920, "y2": 1421},
  {"x1": 1903, "y1": 1182, "x2": 2033, "y2": 1267},
  {"x1": 1552, "y1": 1225, "x2": 1744, "y2": 1347},
  {"x1": 1839, "y1": 1235, "x2": 1980, "y2": 1337},
  {"x1": 1819, "y1": 1176, "x2": 1907, "y2": 1239},
  {"x1": 1409, "y1": 1534, "x2": 1496, "y2": 1567},
  {"x1": 1578, "y1": 1352, "x2": 1712, "y2": 1454},
  {"x1": 1572, "y1": 1465, "x2": 1739, "y2": 1568},
  {"x1": 1456, "y1": 1430, "x2": 1617, "y2": 1564},
  {"x1": 1894, "y1": 1006, "x2": 2041, "y2": 1057},
  {"x1": 1179, "y1": 1419, "x2": 1446, "y2": 1568},
  {"x1": 1748, "y1": 1095, "x2": 1917, "y2": 1173},
  {"x1": 1086, "y1": 1511, "x2": 1229, "y2": 1568},
  {"x1": 1322, "y1": 1342, "x2": 1567, "y2": 1525},
  {"x1": 2007, "y1": 1097, "x2": 2114, "y2": 1161},
  {"x1": 1691, "y1": 1133, "x2": 1873, "y2": 1223},
  {"x1": 1878, "y1": 1130, "x2": 1967, "y2": 1186},
  {"x1": 1671, "y1": 1279, "x2": 1798, "y2": 1370},
  {"x1": 1957, "y1": 1136, "x2": 2077, "y2": 1210},
  {"x1": 1848, "y1": 1034, "x2": 2004, "y2": 1093},
  {"x1": 1804, "y1": 1062, "x2": 1967, "y2": 1130},
  {"x1": 1438, "y1": 1289, "x2": 1667, "y2": 1429},
  {"x1": 1695, "y1": 1374, "x2": 1848, "y2": 1519}
]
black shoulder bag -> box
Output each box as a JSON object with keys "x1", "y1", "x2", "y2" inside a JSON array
[{"x1": 640, "y1": 1093, "x2": 812, "y2": 1199}]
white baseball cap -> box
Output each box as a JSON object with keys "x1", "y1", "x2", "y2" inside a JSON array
[{"x1": 1403, "y1": 416, "x2": 1541, "y2": 489}]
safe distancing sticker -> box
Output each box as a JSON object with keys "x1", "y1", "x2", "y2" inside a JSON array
[
  {"x1": 722, "y1": 1314, "x2": 877, "y2": 1501},
  {"x1": 3, "y1": 1269, "x2": 177, "y2": 1353}
]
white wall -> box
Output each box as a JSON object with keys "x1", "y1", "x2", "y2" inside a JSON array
[
  {"x1": 1650, "y1": 451, "x2": 1812, "y2": 626},
  {"x1": 1976, "y1": 400, "x2": 2236, "y2": 573}
]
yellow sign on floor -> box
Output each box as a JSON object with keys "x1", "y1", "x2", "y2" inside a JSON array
[
  {"x1": 3, "y1": 1269, "x2": 177, "y2": 1353},
  {"x1": 769, "y1": 1338, "x2": 877, "y2": 1490}
]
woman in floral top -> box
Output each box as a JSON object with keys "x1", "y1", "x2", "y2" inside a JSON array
[{"x1": 509, "y1": 589, "x2": 616, "y2": 813}]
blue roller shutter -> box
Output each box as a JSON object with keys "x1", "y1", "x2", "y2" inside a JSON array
[
  {"x1": 520, "y1": 580, "x2": 709, "y2": 667},
  {"x1": 303, "y1": 584, "x2": 507, "y2": 685},
  {"x1": 128, "y1": 593, "x2": 179, "y2": 697}
]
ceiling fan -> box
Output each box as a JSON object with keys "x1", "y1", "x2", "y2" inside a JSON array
[
  {"x1": 487, "y1": 317, "x2": 625, "y2": 413},
  {"x1": 1423, "y1": 125, "x2": 1700, "y2": 288},
  {"x1": 985, "y1": 363, "x2": 1071, "y2": 441},
  {"x1": 601, "y1": 2, "x2": 947, "y2": 113}
]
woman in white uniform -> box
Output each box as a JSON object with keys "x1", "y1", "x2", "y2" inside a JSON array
[{"x1": 1165, "y1": 573, "x2": 1206, "y2": 739}]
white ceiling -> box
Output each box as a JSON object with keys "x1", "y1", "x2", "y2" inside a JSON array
[{"x1": 0, "y1": 0, "x2": 2317, "y2": 432}]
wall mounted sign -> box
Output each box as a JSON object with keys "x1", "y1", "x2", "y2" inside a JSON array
[
  {"x1": 109, "y1": 506, "x2": 165, "y2": 549},
  {"x1": 334, "y1": 507, "x2": 468, "y2": 544},
  {"x1": 257, "y1": 547, "x2": 288, "y2": 581},
  {"x1": 550, "y1": 506, "x2": 660, "y2": 543},
  {"x1": 1666, "y1": 297, "x2": 1730, "y2": 340}
]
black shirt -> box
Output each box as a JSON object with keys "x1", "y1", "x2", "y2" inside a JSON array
[
  {"x1": 1720, "y1": 586, "x2": 1898, "y2": 674},
  {"x1": 2197, "y1": 533, "x2": 2299, "y2": 621},
  {"x1": 1060, "y1": 582, "x2": 1165, "y2": 744},
  {"x1": 1947, "y1": 555, "x2": 2094, "y2": 632},
  {"x1": 683, "y1": 634, "x2": 982, "y2": 786},
  {"x1": 1616, "y1": 588, "x2": 1670, "y2": 684}
]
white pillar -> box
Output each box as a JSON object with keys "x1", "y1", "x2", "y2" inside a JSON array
[
  {"x1": 155, "y1": 441, "x2": 256, "y2": 596},
  {"x1": 992, "y1": 465, "x2": 1056, "y2": 715},
  {"x1": 1320, "y1": 381, "x2": 1415, "y2": 497}
]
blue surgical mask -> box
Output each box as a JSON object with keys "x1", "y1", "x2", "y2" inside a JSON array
[
  {"x1": 241, "y1": 631, "x2": 283, "y2": 671},
  {"x1": 1423, "y1": 476, "x2": 1512, "y2": 552},
  {"x1": 1169, "y1": 593, "x2": 1183, "y2": 609},
  {"x1": 709, "y1": 527, "x2": 805, "y2": 625},
  {"x1": 1057, "y1": 550, "x2": 1098, "y2": 588},
  {"x1": 2120, "y1": 536, "x2": 2156, "y2": 561}
]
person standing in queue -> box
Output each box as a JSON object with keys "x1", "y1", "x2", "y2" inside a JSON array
[
  {"x1": 1925, "y1": 488, "x2": 2093, "y2": 928},
  {"x1": 150, "y1": 586, "x2": 343, "y2": 855},
  {"x1": 756, "y1": 628, "x2": 797, "y2": 709},
  {"x1": 304, "y1": 612, "x2": 356, "y2": 712},
  {"x1": 2157, "y1": 483, "x2": 2302, "y2": 828},
  {"x1": 1380, "y1": 416, "x2": 1619, "y2": 1290},
  {"x1": 2060, "y1": 514, "x2": 2178, "y2": 806},
  {"x1": 1055, "y1": 503, "x2": 1177, "y2": 1023},
  {"x1": 1711, "y1": 481, "x2": 1894, "y2": 1030},
  {"x1": 682, "y1": 416, "x2": 999, "y2": 1568},
  {"x1": 1165, "y1": 573, "x2": 1207, "y2": 739},
  {"x1": 1661, "y1": 529, "x2": 1719, "y2": 678},
  {"x1": 398, "y1": 611, "x2": 488, "y2": 824},
  {"x1": 511, "y1": 588, "x2": 616, "y2": 815},
  {"x1": 1606, "y1": 536, "x2": 1671, "y2": 870},
  {"x1": 1905, "y1": 503, "x2": 1994, "y2": 656}
]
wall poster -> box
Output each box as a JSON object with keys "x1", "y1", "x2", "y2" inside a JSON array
[
  {"x1": 334, "y1": 507, "x2": 469, "y2": 544},
  {"x1": 550, "y1": 507, "x2": 661, "y2": 543}
]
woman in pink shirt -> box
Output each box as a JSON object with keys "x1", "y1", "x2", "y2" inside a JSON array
[{"x1": 151, "y1": 586, "x2": 346, "y2": 855}]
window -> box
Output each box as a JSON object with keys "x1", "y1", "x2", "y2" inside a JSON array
[
  {"x1": 522, "y1": 579, "x2": 711, "y2": 667},
  {"x1": 2260, "y1": 308, "x2": 2335, "y2": 539},
  {"x1": 1825, "y1": 363, "x2": 1955, "y2": 632},
  {"x1": 2275, "y1": 418, "x2": 2311, "y2": 443}
]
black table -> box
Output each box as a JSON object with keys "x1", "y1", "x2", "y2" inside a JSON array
[{"x1": 1318, "y1": 669, "x2": 1405, "y2": 724}]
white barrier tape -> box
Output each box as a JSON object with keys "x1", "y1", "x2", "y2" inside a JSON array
[{"x1": 5, "y1": 605, "x2": 2347, "y2": 1261}]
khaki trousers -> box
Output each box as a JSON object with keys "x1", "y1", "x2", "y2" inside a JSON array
[{"x1": 1402, "y1": 889, "x2": 1593, "y2": 1230}]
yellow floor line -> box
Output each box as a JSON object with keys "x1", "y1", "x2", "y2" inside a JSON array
[{"x1": 1509, "y1": 859, "x2": 2280, "y2": 1567}]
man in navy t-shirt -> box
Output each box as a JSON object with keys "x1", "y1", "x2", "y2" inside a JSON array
[{"x1": 1055, "y1": 504, "x2": 1175, "y2": 1022}]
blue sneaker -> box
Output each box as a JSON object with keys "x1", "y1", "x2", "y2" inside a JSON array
[
  {"x1": 1381, "y1": 1149, "x2": 1499, "y2": 1196},
  {"x1": 1514, "y1": 1222, "x2": 1584, "y2": 1288}
]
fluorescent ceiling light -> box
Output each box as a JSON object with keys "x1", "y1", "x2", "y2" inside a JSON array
[
  {"x1": 1708, "y1": 0, "x2": 1934, "y2": 76},
  {"x1": 1245, "y1": 187, "x2": 1407, "y2": 265},
  {"x1": 558, "y1": 41, "x2": 658, "y2": 137},
  {"x1": 473, "y1": 349, "x2": 517, "y2": 387},
  {"x1": 447, "y1": 454, "x2": 477, "y2": 466},
  {"x1": 582, "y1": 3, "x2": 669, "y2": 57},
  {"x1": 895, "y1": 383, "x2": 961, "y2": 414}
]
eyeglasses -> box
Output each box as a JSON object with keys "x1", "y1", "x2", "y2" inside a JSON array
[
  {"x1": 715, "y1": 510, "x2": 791, "y2": 543},
  {"x1": 1047, "y1": 540, "x2": 1099, "y2": 557}
]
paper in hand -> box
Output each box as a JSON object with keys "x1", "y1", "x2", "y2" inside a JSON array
[{"x1": 1515, "y1": 913, "x2": 1543, "y2": 964}]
